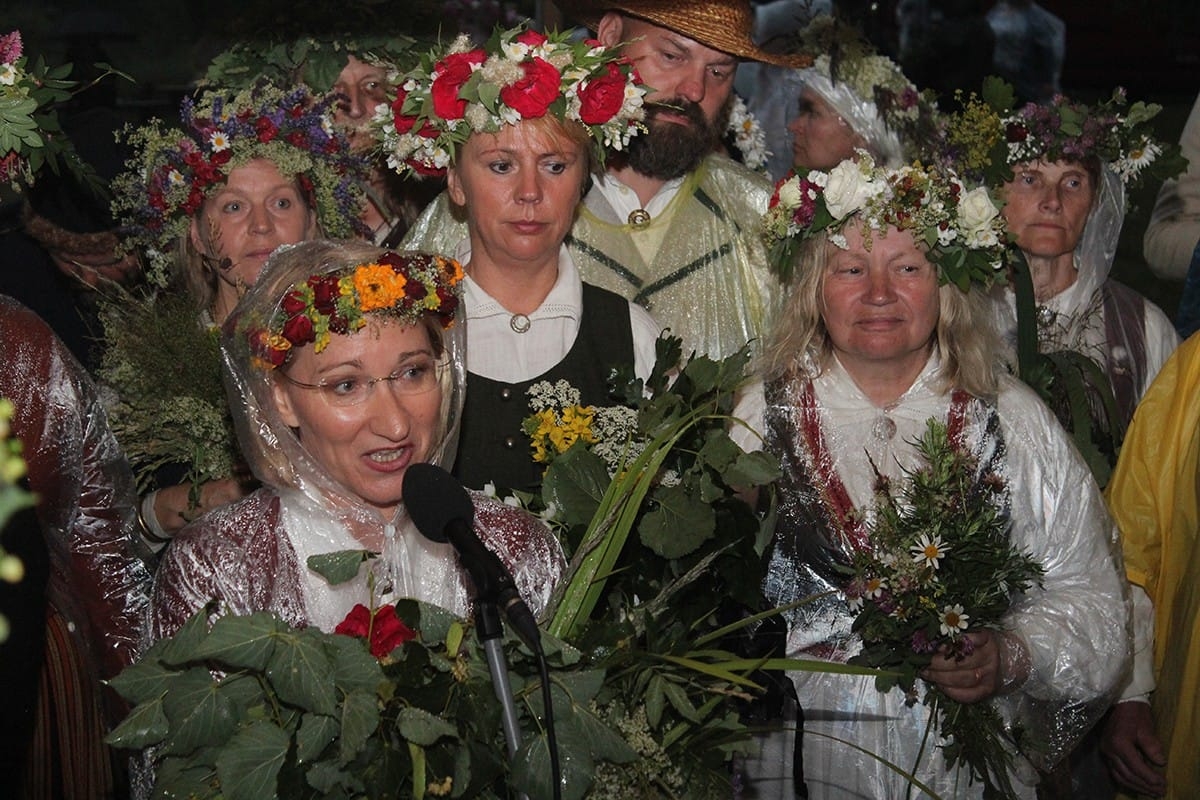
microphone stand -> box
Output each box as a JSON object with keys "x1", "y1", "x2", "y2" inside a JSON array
[
  {"x1": 475, "y1": 600, "x2": 523, "y2": 756},
  {"x1": 473, "y1": 592, "x2": 531, "y2": 800}
]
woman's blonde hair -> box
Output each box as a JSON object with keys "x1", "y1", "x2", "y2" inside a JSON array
[{"x1": 762, "y1": 230, "x2": 1000, "y2": 399}]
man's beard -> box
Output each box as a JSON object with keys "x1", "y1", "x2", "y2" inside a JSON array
[{"x1": 624, "y1": 96, "x2": 731, "y2": 180}]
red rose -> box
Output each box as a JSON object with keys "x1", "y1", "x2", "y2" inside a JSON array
[
  {"x1": 368, "y1": 604, "x2": 416, "y2": 658},
  {"x1": 211, "y1": 149, "x2": 232, "y2": 167},
  {"x1": 578, "y1": 63, "x2": 626, "y2": 125},
  {"x1": 431, "y1": 50, "x2": 485, "y2": 121},
  {"x1": 281, "y1": 289, "x2": 307, "y2": 315},
  {"x1": 500, "y1": 57, "x2": 561, "y2": 119},
  {"x1": 286, "y1": 131, "x2": 307, "y2": 148},
  {"x1": 335, "y1": 604, "x2": 371, "y2": 638},
  {"x1": 281, "y1": 313, "x2": 315, "y2": 347},
  {"x1": 515, "y1": 29, "x2": 548, "y2": 47},
  {"x1": 1005, "y1": 122, "x2": 1029, "y2": 144},
  {"x1": 334, "y1": 603, "x2": 416, "y2": 659},
  {"x1": 405, "y1": 279, "x2": 428, "y2": 301},
  {"x1": 308, "y1": 274, "x2": 341, "y2": 313}
]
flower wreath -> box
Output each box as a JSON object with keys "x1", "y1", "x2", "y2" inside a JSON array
[
  {"x1": 375, "y1": 25, "x2": 647, "y2": 177},
  {"x1": 111, "y1": 82, "x2": 369, "y2": 287},
  {"x1": 247, "y1": 250, "x2": 464, "y2": 368},
  {"x1": 938, "y1": 77, "x2": 1185, "y2": 191},
  {"x1": 761, "y1": 152, "x2": 1009, "y2": 290}
]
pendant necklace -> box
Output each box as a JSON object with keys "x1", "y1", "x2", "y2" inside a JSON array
[{"x1": 510, "y1": 313, "x2": 531, "y2": 334}]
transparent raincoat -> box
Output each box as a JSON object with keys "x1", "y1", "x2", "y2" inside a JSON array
[
  {"x1": 735, "y1": 355, "x2": 1131, "y2": 798},
  {"x1": 0, "y1": 295, "x2": 152, "y2": 682},
  {"x1": 147, "y1": 244, "x2": 565, "y2": 641}
]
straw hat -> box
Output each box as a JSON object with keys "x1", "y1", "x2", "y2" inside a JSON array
[{"x1": 571, "y1": 0, "x2": 807, "y2": 67}]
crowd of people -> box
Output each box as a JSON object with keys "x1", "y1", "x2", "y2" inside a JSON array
[{"x1": 1, "y1": 1, "x2": 1197, "y2": 798}]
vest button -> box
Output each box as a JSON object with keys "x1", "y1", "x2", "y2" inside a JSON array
[
  {"x1": 500, "y1": 387, "x2": 512, "y2": 400},
  {"x1": 503, "y1": 436, "x2": 518, "y2": 449}
]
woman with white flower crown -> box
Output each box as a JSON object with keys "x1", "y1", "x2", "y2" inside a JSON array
[
  {"x1": 733, "y1": 152, "x2": 1130, "y2": 798},
  {"x1": 749, "y1": 15, "x2": 936, "y2": 179},
  {"x1": 106, "y1": 81, "x2": 369, "y2": 544},
  {"x1": 376, "y1": 25, "x2": 662, "y2": 493}
]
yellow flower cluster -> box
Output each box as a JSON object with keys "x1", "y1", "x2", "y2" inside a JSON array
[
  {"x1": 353, "y1": 263, "x2": 408, "y2": 312},
  {"x1": 947, "y1": 93, "x2": 1004, "y2": 179},
  {"x1": 528, "y1": 405, "x2": 596, "y2": 464}
]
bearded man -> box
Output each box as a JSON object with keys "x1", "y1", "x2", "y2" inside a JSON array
[{"x1": 402, "y1": 0, "x2": 800, "y2": 359}]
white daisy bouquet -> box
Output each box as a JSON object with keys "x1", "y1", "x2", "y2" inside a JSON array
[{"x1": 842, "y1": 418, "x2": 1044, "y2": 798}]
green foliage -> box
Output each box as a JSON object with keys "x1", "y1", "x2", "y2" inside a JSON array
[{"x1": 97, "y1": 289, "x2": 240, "y2": 502}]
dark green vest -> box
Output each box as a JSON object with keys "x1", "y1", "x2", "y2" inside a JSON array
[{"x1": 454, "y1": 283, "x2": 634, "y2": 492}]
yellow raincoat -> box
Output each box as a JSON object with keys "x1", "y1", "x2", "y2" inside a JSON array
[{"x1": 1106, "y1": 331, "x2": 1200, "y2": 798}]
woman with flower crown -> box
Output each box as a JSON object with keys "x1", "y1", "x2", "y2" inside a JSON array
[
  {"x1": 106, "y1": 81, "x2": 369, "y2": 544},
  {"x1": 147, "y1": 238, "x2": 564, "y2": 638},
  {"x1": 376, "y1": 26, "x2": 662, "y2": 493},
  {"x1": 749, "y1": 16, "x2": 936, "y2": 179},
  {"x1": 967, "y1": 88, "x2": 1184, "y2": 480},
  {"x1": 733, "y1": 152, "x2": 1130, "y2": 798}
]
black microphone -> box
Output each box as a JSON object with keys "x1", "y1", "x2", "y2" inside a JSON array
[{"x1": 402, "y1": 463, "x2": 542, "y2": 651}]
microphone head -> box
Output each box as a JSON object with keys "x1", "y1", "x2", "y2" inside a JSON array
[{"x1": 402, "y1": 462, "x2": 475, "y2": 544}]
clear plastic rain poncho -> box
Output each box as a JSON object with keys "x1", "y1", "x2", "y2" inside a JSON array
[
  {"x1": 0, "y1": 295, "x2": 153, "y2": 682},
  {"x1": 148, "y1": 241, "x2": 564, "y2": 641},
  {"x1": 794, "y1": 56, "x2": 907, "y2": 169},
  {"x1": 991, "y1": 166, "x2": 1180, "y2": 426},
  {"x1": 745, "y1": 355, "x2": 1131, "y2": 799}
]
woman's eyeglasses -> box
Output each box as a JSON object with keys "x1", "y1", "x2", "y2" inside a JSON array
[{"x1": 278, "y1": 355, "x2": 446, "y2": 407}]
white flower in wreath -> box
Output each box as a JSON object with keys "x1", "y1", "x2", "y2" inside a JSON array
[
  {"x1": 957, "y1": 186, "x2": 1002, "y2": 248},
  {"x1": 775, "y1": 175, "x2": 804, "y2": 209},
  {"x1": 823, "y1": 159, "x2": 878, "y2": 219}
]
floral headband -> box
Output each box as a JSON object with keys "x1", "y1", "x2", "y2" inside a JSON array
[
  {"x1": 248, "y1": 251, "x2": 464, "y2": 369},
  {"x1": 937, "y1": 78, "x2": 1185, "y2": 191},
  {"x1": 761, "y1": 152, "x2": 1009, "y2": 290},
  {"x1": 1, "y1": 30, "x2": 110, "y2": 192},
  {"x1": 375, "y1": 25, "x2": 647, "y2": 177},
  {"x1": 112, "y1": 82, "x2": 369, "y2": 287}
]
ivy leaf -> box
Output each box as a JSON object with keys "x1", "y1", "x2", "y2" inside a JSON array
[
  {"x1": 105, "y1": 696, "x2": 168, "y2": 749},
  {"x1": 107, "y1": 655, "x2": 178, "y2": 705},
  {"x1": 296, "y1": 713, "x2": 338, "y2": 763},
  {"x1": 396, "y1": 705, "x2": 458, "y2": 746},
  {"x1": 161, "y1": 667, "x2": 241, "y2": 756},
  {"x1": 326, "y1": 631, "x2": 385, "y2": 694},
  {"x1": 307, "y1": 550, "x2": 371, "y2": 586},
  {"x1": 639, "y1": 483, "x2": 716, "y2": 558},
  {"x1": 339, "y1": 689, "x2": 381, "y2": 761},
  {"x1": 215, "y1": 720, "x2": 291, "y2": 800},
  {"x1": 265, "y1": 628, "x2": 338, "y2": 715},
  {"x1": 196, "y1": 611, "x2": 282, "y2": 670}
]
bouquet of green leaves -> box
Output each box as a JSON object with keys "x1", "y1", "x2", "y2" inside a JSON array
[
  {"x1": 842, "y1": 418, "x2": 1044, "y2": 799},
  {"x1": 107, "y1": 336, "x2": 798, "y2": 799}
]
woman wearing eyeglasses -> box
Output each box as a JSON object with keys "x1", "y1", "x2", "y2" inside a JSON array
[{"x1": 147, "y1": 239, "x2": 565, "y2": 641}]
